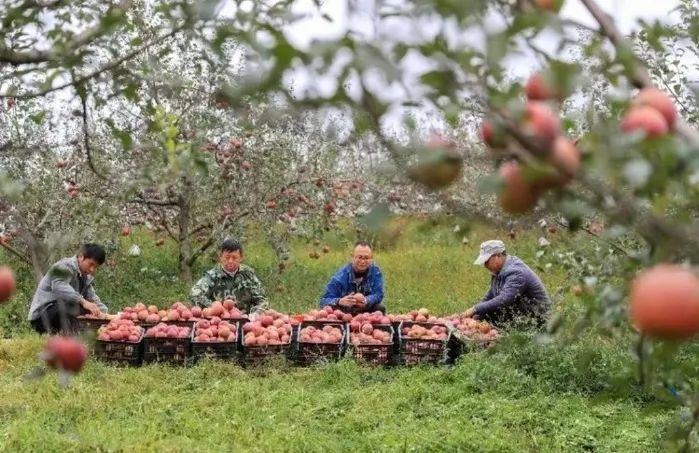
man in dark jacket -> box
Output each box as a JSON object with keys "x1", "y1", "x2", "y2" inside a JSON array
[
  {"x1": 28, "y1": 243, "x2": 112, "y2": 334},
  {"x1": 319, "y1": 241, "x2": 385, "y2": 314},
  {"x1": 465, "y1": 240, "x2": 550, "y2": 327}
]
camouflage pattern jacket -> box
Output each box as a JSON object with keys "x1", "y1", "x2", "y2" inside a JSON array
[{"x1": 190, "y1": 264, "x2": 268, "y2": 314}]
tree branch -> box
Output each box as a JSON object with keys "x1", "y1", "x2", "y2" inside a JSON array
[
  {"x1": 0, "y1": 2, "x2": 131, "y2": 66},
  {"x1": 1, "y1": 26, "x2": 185, "y2": 98},
  {"x1": 130, "y1": 194, "x2": 179, "y2": 206},
  {"x1": 80, "y1": 93, "x2": 107, "y2": 180},
  {"x1": 579, "y1": 0, "x2": 699, "y2": 145},
  {"x1": 0, "y1": 241, "x2": 33, "y2": 267}
]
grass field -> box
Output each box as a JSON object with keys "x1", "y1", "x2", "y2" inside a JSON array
[{"x1": 0, "y1": 220, "x2": 693, "y2": 452}]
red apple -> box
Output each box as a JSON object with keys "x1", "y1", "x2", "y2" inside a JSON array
[
  {"x1": 621, "y1": 106, "x2": 669, "y2": 138},
  {"x1": 0, "y1": 266, "x2": 16, "y2": 303}
]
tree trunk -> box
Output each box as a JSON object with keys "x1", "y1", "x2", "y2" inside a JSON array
[
  {"x1": 177, "y1": 189, "x2": 193, "y2": 281},
  {"x1": 27, "y1": 236, "x2": 50, "y2": 284}
]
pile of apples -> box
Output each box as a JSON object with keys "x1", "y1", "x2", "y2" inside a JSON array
[
  {"x1": 144, "y1": 322, "x2": 191, "y2": 339},
  {"x1": 300, "y1": 305, "x2": 353, "y2": 322},
  {"x1": 401, "y1": 323, "x2": 449, "y2": 341},
  {"x1": 118, "y1": 302, "x2": 190, "y2": 323},
  {"x1": 350, "y1": 311, "x2": 391, "y2": 328},
  {"x1": 350, "y1": 323, "x2": 392, "y2": 346},
  {"x1": 200, "y1": 299, "x2": 244, "y2": 319},
  {"x1": 387, "y1": 308, "x2": 444, "y2": 324},
  {"x1": 97, "y1": 319, "x2": 144, "y2": 342},
  {"x1": 299, "y1": 325, "x2": 344, "y2": 344},
  {"x1": 193, "y1": 318, "x2": 237, "y2": 343},
  {"x1": 242, "y1": 310, "x2": 292, "y2": 346},
  {"x1": 448, "y1": 316, "x2": 499, "y2": 341}
]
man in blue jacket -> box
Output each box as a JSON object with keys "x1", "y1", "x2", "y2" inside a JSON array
[
  {"x1": 465, "y1": 240, "x2": 550, "y2": 327},
  {"x1": 319, "y1": 241, "x2": 386, "y2": 314}
]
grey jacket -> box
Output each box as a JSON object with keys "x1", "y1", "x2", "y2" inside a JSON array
[
  {"x1": 28, "y1": 256, "x2": 107, "y2": 321},
  {"x1": 474, "y1": 255, "x2": 550, "y2": 321}
]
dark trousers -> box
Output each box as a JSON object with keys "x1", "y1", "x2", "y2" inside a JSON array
[
  {"x1": 30, "y1": 301, "x2": 87, "y2": 335},
  {"x1": 335, "y1": 303, "x2": 386, "y2": 315}
]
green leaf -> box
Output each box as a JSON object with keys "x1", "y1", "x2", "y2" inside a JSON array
[{"x1": 30, "y1": 111, "x2": 46, "y2": 124}]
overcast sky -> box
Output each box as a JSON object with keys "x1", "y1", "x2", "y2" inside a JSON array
[
  {"x1": 255, "y1": 0, "x2": 685, "y2": 133},
  {"x1": 278, "y1": 0, "x2": 682, "y2": 47}
]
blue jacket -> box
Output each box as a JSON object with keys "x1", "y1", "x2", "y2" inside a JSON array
[
  {"x1": 474, "y1": 255, "x2": 550, "y2": 320},
  {"x1": 319, "y1": 263, "x2": 385, "y2": 308}
]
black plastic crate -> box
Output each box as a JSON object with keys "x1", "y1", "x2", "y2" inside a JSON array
[
  {"x1": 142, "y1": 335, "x2": 191, "y2": 365},
  {"x1": 398, "y1": 321, "x2": 451, "y2": 366},
  {"x1": 94, "y1": 333, "x2": 144, "y2": 367},
  {"x1": 240, "y1": 341, "x2": 292, "y2": 367},
  {"x1": 349, "y1": 324, "x2": 394, "y2": 366},
  {"x1": 191, "y1": 321, "x2": 239, "y2": 361},
  {"x1": 295, "y1": 321, "x2": 347, "y2": 366},
  {"x1": 76, "y1": 316, "x2": 110, "y2": 333}
]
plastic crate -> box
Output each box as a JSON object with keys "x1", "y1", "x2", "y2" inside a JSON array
[
  {"x1": 447, "y1": 329, "x2": 499, "y2": 362},
  {"x1": 349, "y1": 324, "x2": 394, "y2": 366},
  {"x1": 398, "y1": 321, "x2": 451, "y2": 366},
  {"x1": 190, "y1": 321, "x2": 239, "y2": 361},
  {"x1": 94, "y1": 332, "x2": 144, "y2": 366},
  {"x1": 142, "y1": 335, "x2": 192, "y2": 365},
  {"x1": 240, "y1": 339, "x2": 292, "y2": 367},
  {"x1": 76, "y1": 316, "x2": 110, "y2": 333},
  {"x1": 295, "y1": 320, "x2": 347, "y2": 366}
]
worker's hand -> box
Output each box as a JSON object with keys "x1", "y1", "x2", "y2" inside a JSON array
[
  {"x1": 353, "y1": 293, "x2": 366, "y2": 305},
  {"x1": 338, "y1": 295, "x2": 355, "y2": 307},
  {"x1": 82, "y1": 301, "x2": 102, "y2": 317},
  {"x1": 464, "y1": 307, "x2": 476, "y2": 318}
]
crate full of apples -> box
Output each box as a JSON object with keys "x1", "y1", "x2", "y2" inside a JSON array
[
  {"x1": 349, "y1": 321, "x2": 394, "y2": 366},
  {"x1": 191, "y1": 318, "x2": 239, "y2": 361},
  {"x1": 241, "y1": 310, "x2": 293, "y2": 366},
  {"x1": 446, "y1": 315, "x2": 500, "y2": 349},
  {"x1": 143, "y1": 323, "x2": 192, "y2": 365},
  {"x1": 399, "y1": 321, "x2": 451, "y2": 365},
  {"x1": 296, "y1": 321, "x2": 347, "y2": 366},
  {"x1": 94, "y1": 319, "x2": 144, "y2": 366}
]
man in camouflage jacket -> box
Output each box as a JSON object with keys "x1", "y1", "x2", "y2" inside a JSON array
[{"x1": 190, "y1": 239, "x2": 268, "y2": 315}]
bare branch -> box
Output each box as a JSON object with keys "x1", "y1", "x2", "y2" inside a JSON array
[
  {"x1": 0, "y1": 3, "x2": 131, "y2": 66},
  {"x1": 80, "y1": 93, "x2": 107, "y2": 180},
  {"x1": 0, "y1": 241, "x2": 33, "y2": 266},
  {"x1": 1, "y1": 26, "x2": 185, "y2": 99}
]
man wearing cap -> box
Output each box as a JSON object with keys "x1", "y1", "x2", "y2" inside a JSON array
[{"x1": 465, "y1": 240, "x2": 550, "y2": 327}]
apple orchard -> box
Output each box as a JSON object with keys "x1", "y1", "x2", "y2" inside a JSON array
[{"x1": 2, "y1": 0, "x2": 699, "y2": 450}]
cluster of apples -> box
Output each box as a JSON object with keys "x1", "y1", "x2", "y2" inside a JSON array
[
  {"x1": 349, "y1": 312, "x2": 391, "y2": 333},
  {"x1": 387, "y1": 308, "x2": 443, "y2": 324},
  {"x1": 401, "y1": 324, "x2": 449, "y2": 341},
  {"x1": 144, "y1": 323, "x2": 191, "y2": 339},
  {"x1": 199, "y1": 299, "x2": 244, "y2": 319},
  {"x1": 192, "y1": 318, "x2": 237, "y2": 343},
  {"x1": 620, "y1": 87, "x2": 677, "y2": 138},
  {"x1": 97, "y1": 319, "x2": 144, "y2": 342},
  {"x1": 300, "y1": 305, "x2": 353, "y2": 322},
  {"x1": 481, "y1": 75, "x2": 581, "y2": 214},
  {"x1": 299, "y1": 325, "x2": 344, "y2": 344},
  {"x1": 118, "y1": 302, "x2": 190, "y2": 323},
  {"x1": 447, "y1": 316, "x2": 499, "y2": 341},
  {"x1": 350, "y1": 323, "x2": 392, "y2": 345},
  {"x1": 242, "y1": 310, "x2": 293, "y2": 346}
]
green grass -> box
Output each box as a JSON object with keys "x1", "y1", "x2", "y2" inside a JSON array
[{"x1": 0, "y1": 219, "x2": 691, "y2": 452}]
